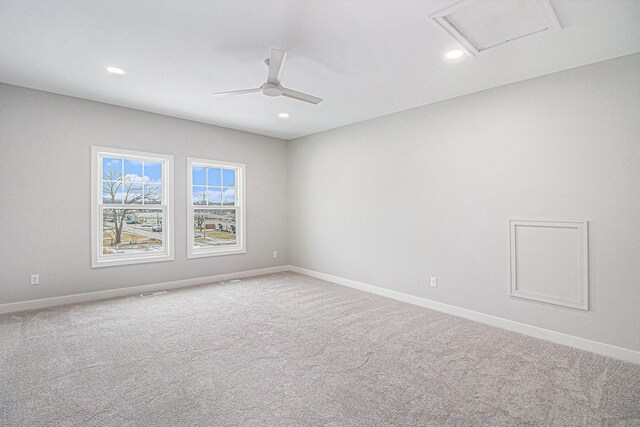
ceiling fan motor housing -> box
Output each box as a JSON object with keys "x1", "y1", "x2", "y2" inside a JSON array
[{"x1": 261, "y1": 82, "x2": 283, "y2": 97}]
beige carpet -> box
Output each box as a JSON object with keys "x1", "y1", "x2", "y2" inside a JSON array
[{"x1": 1, "y1": 272, "x2": 639, "y2": 426}]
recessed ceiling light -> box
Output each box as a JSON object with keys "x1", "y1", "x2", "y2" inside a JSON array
[
  {"x1": 106, "y1": 66, "x2": 125, "y2": 75},
  {"x1": 278, "y1": 113, "x2": 289, "y2": 119},
  {"x1": 445, "y1": 49, "x2": 465, "y2": 60}
]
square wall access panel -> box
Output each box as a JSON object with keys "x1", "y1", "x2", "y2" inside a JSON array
[
  {"x1": 430, "y1": 0, "x2": 561, "y2": 56},
  {"x1": 510, "y1": 220, "x2": 589, "y2": 310}
]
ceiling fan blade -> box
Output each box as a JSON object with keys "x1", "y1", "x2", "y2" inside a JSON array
[
  {"x1": 267, "y1": 48, "x2": 287, "y2": 83},
  {"x1": 281, "y1": 87, "x2": 323, "y2": 104},
  {"x1": 212, "y1": 88, "x2": 260, "y2": 96}
]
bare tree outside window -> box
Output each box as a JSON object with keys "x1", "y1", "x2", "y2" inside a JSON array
[{"x1": 102, "y1": 166, "x2": 161, "y2": 245}]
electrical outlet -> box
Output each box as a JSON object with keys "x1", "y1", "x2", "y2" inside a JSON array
[
  {"x1": 30, "y1": 274, "x2": 39, "y2": 285},
  {"x1": 273, "y1": 250, "x2": 278, "y2": 258},
  {"x1": 430, "y1": 277, "x2": 437, "y2": 288}
]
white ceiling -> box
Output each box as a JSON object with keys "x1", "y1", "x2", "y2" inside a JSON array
[{"x1": 1, "y1": 0, "x2": 639, "y2": 140}]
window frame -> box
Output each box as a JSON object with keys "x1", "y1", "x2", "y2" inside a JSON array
[
  {"x1": 91, "y1": 146, "x2": 175, "y2": 268},
  {"x1": 187, "y1": 157, "x2": 246, "y2": 258}
]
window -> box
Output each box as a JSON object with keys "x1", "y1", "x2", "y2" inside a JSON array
[
  {"x1": 187, "y1": 158, "x2": 245, "y2": 258},
  {"x1": 91, "y1": 147, "x2": 174, "y2": 267}
]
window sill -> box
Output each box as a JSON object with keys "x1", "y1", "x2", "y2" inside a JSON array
[
  {"x1": 187, "y1": 248, "x2": 246, "y2": 259},
  {"x1": 92, "y1": 253, "x2": 175, "y2": 268}
]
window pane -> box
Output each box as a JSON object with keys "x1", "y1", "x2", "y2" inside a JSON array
[
  {"x1": 192, "y1": 166, "x2": 206, "y2": 186},
  {"x1": 207, "y1": 187, "x2": 222, "y2": 205},
  {"x1": 222, "y1": 169, "x2": 235, "y2": 187},
  {"x1": 102, "y1": 209, "x2": 163, "y2": 254},
  {"x1": 223, "y1": 187, "x2": 235, "y2": 205},
  {"x1": 121, "y1": 181, "x2": 143, "y2": 204},
  {"x1": 102, "y1": 181, "x2": 123, "y2": 204},
  {"x1": 124, "y1": 159, "x2": 143, "y2": 183},
  {"x1": 102, "y1": 157, "x2": 122, "y2": 181},
  {"x1": 207, "y1": 168, "x2": 221, "y2": 186},
  {"x1": 193, "y1": 209, "x2": 236, "y2": 248},
  {"x1": 193, "y1": 186, "x2": 207, "y2": 205},
  {"x1": 144, "y1": 184, "x2": 162, "y2": 204},
  {"x1": 145, "y1": 161, "x2": 162, "y2": 184}
]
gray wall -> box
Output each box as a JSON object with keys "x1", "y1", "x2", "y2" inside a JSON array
[
  {"x1": 288, "y1": 53, "x2": 640, "y2": 351},
  {"x1": 2, "y1": 54, "x2": 639, "y2": 352},
  {"x1": 0, "y1": 84, "x2": 288, "y2": 304}
]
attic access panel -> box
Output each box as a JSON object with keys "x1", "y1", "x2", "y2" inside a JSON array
[
  {"x1": 431, "y1": 0, "x2": 561, "y2": 56},
  {"x1": 509, "y1": 219, "x2": 589, "y2": 310}
]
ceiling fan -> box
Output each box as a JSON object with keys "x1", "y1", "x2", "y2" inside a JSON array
[{"x1": 212, "y1": 48, "x2": 323, "y2": 104}]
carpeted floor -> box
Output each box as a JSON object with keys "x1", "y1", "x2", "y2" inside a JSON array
[{"x1": 1, "y1": 272, "x2": 639, "y2": 426}]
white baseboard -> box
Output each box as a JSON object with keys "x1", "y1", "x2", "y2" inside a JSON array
[
  {"x1": 287, "y1": 265, "x2": 640, "y2": 365},
  {"x1": 0, "y1": 265, "x2": 288, "y2": 315},
  {"x1": 3, "y1": 264, "x2": 637, "y2": 364}
]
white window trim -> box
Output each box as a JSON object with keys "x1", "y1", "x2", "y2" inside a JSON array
[
  {"x1": 187, "y1": 157, "x2": 246, "y2": 258},
  {"x1": 91, "y1": 146, "x2": 175, "y2": 268}
]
